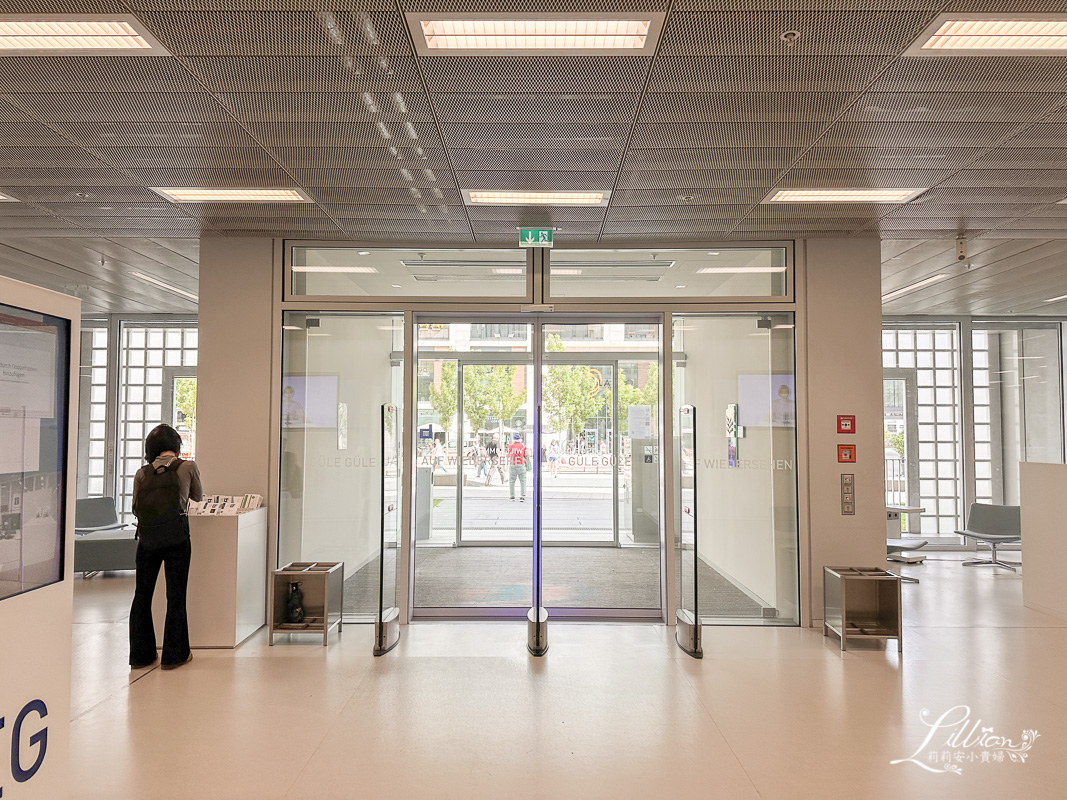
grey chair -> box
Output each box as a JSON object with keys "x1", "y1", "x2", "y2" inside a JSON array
[
  {"x1": 74, "y1": 497, "x2": 128, "y2": 535},
  {"x1": 957, "y1": 503, "x2": 1021, "y2": 571}
]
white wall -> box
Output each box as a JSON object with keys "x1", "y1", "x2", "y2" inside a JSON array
[
  {"x1": 1021, "y1": 461, "x2": 1067, "y2": 620},
  {"x1": 802, "y1": 238, "x2": 887, "y2": 624},
  {"x1": 0, "y1": 274, "x2": 79, "y2": 798}
]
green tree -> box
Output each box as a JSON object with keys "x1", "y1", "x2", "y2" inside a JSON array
[
  {"x1": 542, "y1": 334, "x2": 606, "y2": 445},
  {"x1": 464, "y1": 363, "x2": 526, "y2": 436},
  {"x1": 884, "y1": 427, "x2": 905, "y2": 458},
  {"x1": 174, "y1": 377, "x2": 197, "y2": 431},
  {"x1": 610, "y1": 362, "x2": 659, "y2": 434},
  {"x1": 428, "y1": 359, "x2": 458, "y2": 432}
]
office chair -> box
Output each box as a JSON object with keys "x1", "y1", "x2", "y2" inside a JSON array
[{"x1": 957, "y1": 503, "x2": 1021, "y2": 572}]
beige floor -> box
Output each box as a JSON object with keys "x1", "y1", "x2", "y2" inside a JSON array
[{"x1": 71, "y1": 554, "x2": 1067, "y2": 799}]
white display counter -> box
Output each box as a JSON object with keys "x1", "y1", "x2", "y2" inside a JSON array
[
  {"x1": 153, "y1": 507, "x2": 268, "y2": 648},
  {"x1": 1020, "y1": 462, "x2": 1067, "y2": 621}
]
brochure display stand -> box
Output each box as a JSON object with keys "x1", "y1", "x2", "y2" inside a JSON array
[{"x1": 152, "y1": 506, "x2": 268, "y2": 648}]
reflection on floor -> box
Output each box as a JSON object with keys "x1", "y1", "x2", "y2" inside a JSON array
[
  {"x1": 70, "y1": 554, "x2": 1067, "y2": 799},
  {"x1": 343, "y1": 546, "x2": 767, "y2": 616}
]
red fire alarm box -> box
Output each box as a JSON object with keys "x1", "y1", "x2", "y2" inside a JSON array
[
  {"x1": 838, "y1": 445, "x2": 856, "y2": 463},
  {"x1": 837, "y1": 415, "x2": 856, "y2": 434}
]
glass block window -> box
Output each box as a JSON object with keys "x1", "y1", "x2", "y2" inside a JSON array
[
  {"x1": 117, "y1": 324, "x2": 198, "y2": 520},
  {"x1": 882, "y1": 326, "x2": 964, "y2": 536},
  {"x1": 971, "y1": 331, "x2": 996, "y2": 505},
  {"x1": 80, "y1": 325, "x2": 110, "y2": 498}
]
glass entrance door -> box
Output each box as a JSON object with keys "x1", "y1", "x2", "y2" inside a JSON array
[{"x1": 412, "y1": 317, "x2": 663, "y2": 618}]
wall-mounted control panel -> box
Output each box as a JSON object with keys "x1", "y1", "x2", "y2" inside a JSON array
[{"x1": 841, "y1": 473, "x2": 855, "y2": 515}]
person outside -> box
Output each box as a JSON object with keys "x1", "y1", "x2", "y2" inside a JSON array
[
  {"x1": 507, "y1": 433, "x2": 529, "y2": 502},
  {"x1": 548, "y1": 439, "x2": 561, "y2": 477},
  {"x1": 474, "y1": 444, "x2": 489, "y2": 480},
  {"x1": 433, "y1": 438, "x2": 449, "y2": 473},
  {"x1": 129, "y1": 424, "x2": 203, "y2": 671},
  {"x1": 485, "y1": 434, "x2": 504, "y2": 486}
]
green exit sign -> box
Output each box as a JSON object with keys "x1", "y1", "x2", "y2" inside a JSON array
[{"x1": 519, "y1": 228, "x2": 553, "y2": 248}]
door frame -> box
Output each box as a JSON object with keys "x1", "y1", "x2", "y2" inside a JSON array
[{"x1": 410, "y1": 312, "x2": 666, "y2": 621}]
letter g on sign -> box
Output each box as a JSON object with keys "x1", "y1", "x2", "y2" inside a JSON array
[{"x1": 11, "y1": 699, "x2": 49, "y2": 784}]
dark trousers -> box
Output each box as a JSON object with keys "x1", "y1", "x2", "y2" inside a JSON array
[{"x1": 129, "y1": 537, "x2": 191, "y2": 666}]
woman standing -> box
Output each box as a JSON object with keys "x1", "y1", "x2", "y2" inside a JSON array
[{"x1": 129, "y1": 424, "x2": 203, "y2": 670}]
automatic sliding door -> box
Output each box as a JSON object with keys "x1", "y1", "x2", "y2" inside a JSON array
[
  {"x1": 413, "y1": 322, "x2": 533, "y2": 610},
  {"x1": 539, "y1": 321, "x2": 662, "y2": 611}
]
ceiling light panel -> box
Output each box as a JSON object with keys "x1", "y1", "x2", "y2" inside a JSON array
[
  {"x1": 907, "y1": 14, "x2": 1067, "y2": 55},
  {"x1": 408, "y1": 14, "x2": 665, "y2": 56},
  {"x1": 292, "y1": 266, "x2": 378, "y2": 274},
  {"x1": 152, "y1": 188, "x2": 313, "y2": 203},
  {"x1": 765, "y1": 189, "x2": 928, "y2": 203},
  {"x1": 465, "y1": 191, "x2": 610, "y2": 206},
  {"x1": 0, "y1": 16, "x2": 169, "y2": 55}
]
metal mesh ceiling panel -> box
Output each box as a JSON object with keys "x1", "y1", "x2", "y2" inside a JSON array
[
  {"x1": 136, "y1": 12, "x2": 413, "y2": 57},
  {"x1": 657, "y1": 12, "x2": 934, "y2": 57},
  {"x1": 183, "y1": 57, "x2": 424, "y2": 92},
  {"x1": 0, "y1": 0, "x2": 1062, "y2": 315}
]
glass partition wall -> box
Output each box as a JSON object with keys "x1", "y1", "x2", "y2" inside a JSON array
[
  {"x1": 881, "y1": 319, "x2": 1065, "y2": 546},
  {"x1": 281, "y1": 243, "x2": 800, "y2": 630},
  {"x1": 672, "y1": 314, "x2": 800, "y2": 625},
  {"x1": 279, "y1": 313, "x2": 404, "y2": 620}
]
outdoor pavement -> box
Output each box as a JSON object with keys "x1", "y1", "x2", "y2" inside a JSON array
[{"x1": 423, "y1": 468, "x2": 645, "y2": 543}]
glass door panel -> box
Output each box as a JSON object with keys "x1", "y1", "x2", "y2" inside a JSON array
[
  {"x1": 539, "y1": 321, "x2": 662, "y2": 611},
  {"x1": 413, "y1": 322, "x2": 533, "y2": 609},
  {"x1": 676, "y1": 405, "x2": 701, "y2": 656},
  {"x1": 540, "y1": 360, "x2": 614, "y2": 545}
]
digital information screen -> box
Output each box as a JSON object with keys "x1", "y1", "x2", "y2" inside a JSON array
[{"x1": 0, "y1": 301, "x2": 70, "y2": 601}]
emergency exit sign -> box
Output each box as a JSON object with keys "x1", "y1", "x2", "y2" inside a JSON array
[{"x1": 519, "y1": 228, "x2": 553, "y2": 248}]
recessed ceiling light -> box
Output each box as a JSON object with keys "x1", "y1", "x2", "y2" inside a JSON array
[
  {"x1": 391, "y1": 284, "x2": 402, "y2": 288},
  {"x1": 409, "y1": 15, "x2": 665, "y2": 54},
  {"x1": 0, "y1": 16, "x2": 168, "y2": 54},
  {"x1": 766, "y1": 189, "x2": 927, "y2": 203},
  {"x1": 674, "y1": 284, "x2": 686, "y2": 289},
  {"x1": 292, "y1": 266, "x2": 378, "y2": 274},
  {"x1": 492, "y1": 268, "x2": 525, "y2": 275},
  {"x1": 1043, "y1": 293, "x2": 1067, "y2": 303},
  {"x1": 130, "y1": 272, "x2": 198, "y2": 302},
  {"x1": 707, "y1": 251, "x2": 720, "y2": 255},
  {"x1": 282, "y1": 325, "x2": 302, "y2": 331},
  {"x1": 465, "y1": 191, "x2": 609, "y2": 206},
  {"x1": 358, "y1": 250, "x2": 371, "y2": 255},
  {"x1": 697, "y1": 266, "x2": 787, "y2": 274},
  {"x1": 909, "y1": 15, "x2": 1067, "y2": 54},
  {"x1": 553, "y1": 269, "x2": 583, "y2": 276},
  {"x1": 881, "y1": 274, "x2": 948, "y2": 302},
  {"x1": 151, "y1": 187, "x2": 313, "y2": 203}
]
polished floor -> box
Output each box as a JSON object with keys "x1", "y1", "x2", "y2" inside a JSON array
[{"x1": 70, "y1": 554, "x2": 1067, "y2": 799}]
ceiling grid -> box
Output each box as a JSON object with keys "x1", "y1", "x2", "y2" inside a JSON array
[{"x1": 0, "y1": 1, "x2": 1062, "y2": 310}]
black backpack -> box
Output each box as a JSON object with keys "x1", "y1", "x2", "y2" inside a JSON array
[{"x1": 135, "y1": 459, "x2": 190, "y2": 551}]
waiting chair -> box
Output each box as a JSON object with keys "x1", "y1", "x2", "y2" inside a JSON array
[
  {"x1": 74, "y1": 497, "x2": 129, "y2": 535},
  {"x1": 957, "y1": 503, "x2": 1021, "y2": 572}
]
